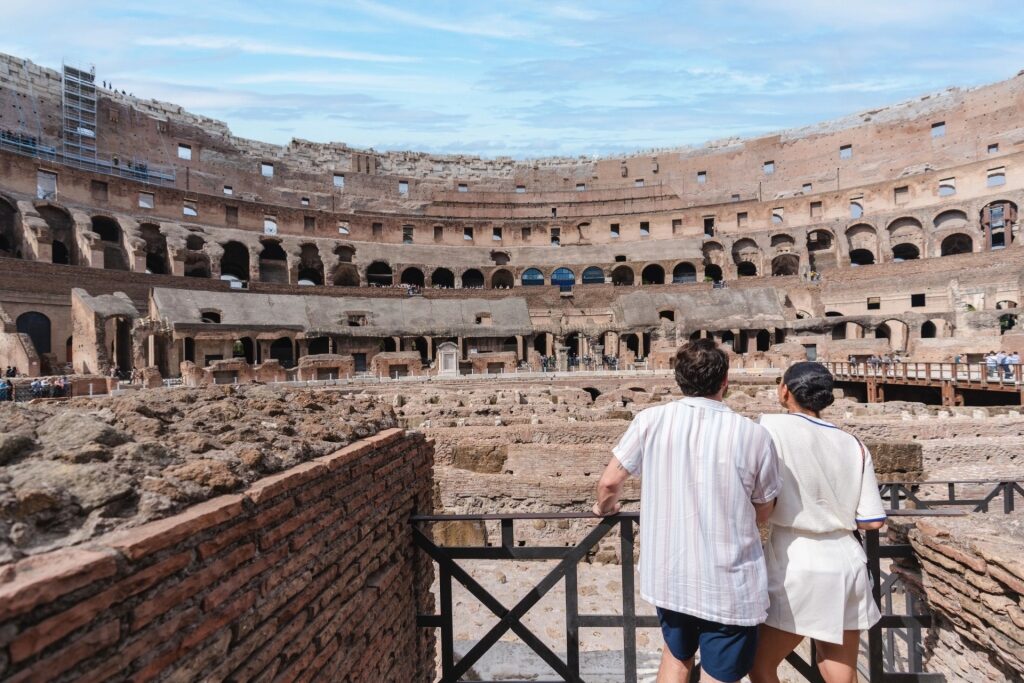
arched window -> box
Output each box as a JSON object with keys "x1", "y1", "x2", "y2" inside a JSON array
[
  {"x1": 551, "y1": 267, "x2": 575, "y2": 289},
  {"x1": 611, "y1": 265, "x2": 634, "y2": 286},
  {"x1": 432, "y1": 268, "x2": 455, "y2": 288},
  {"x1": 704, "y1": 264, "x2": 723, "y2": 282},
  {"x1": 849, "y1": 249, "x2": 875, "y2": 266},
  {"x1": 16, "y1": 312, "x2": 51, "y2": 354},
  {"x1": 581, "y1": 266, "x2": 605, "y2": 285},
  {"x1": 672, "y1": 263, "x2": 696, "y2": 284},
  {"x1": 641, "y1": 264, "x2": 665, "y2": 285},
  {"x1": 521, "y1": 268, "x2": 545, "y2": 286},
  {"x1": 258, "y1": 240, "x2": 288, "y2": 283},
  {"x1": 400, "y1": 267, "x2": 425, "y2": 287},
  {"x1": 737, "y1": 262, "x2": 757, "y2": 277},
  {"x1": 461, "y1": 269, "x2": 485, "y2": 288},
  {"x1": 891, "y1": 243, "x2": 920, "y2": 261},
  {"x1": 940, "y1": 234, "x2": 972, "y2": 256},
  {"x1": 220, "y1": 241, "x2": 249, "y2": 281},
  {"x1": 921, "y1": 321, "x2": 937, "y2": 339},
  {"x1": 491, "y1": 269, "x2": 514, "y2": 289},
  {"x1": 366, "y1": 261, "x2": 393, "y2": 286}
]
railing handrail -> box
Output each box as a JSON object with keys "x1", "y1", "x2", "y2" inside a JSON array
[{"x1": 411, "y1": 508, "x2": 966, "y2": 523}]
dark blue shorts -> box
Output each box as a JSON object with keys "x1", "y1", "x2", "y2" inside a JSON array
[{"x1": 656, "y1": 607, "x2": 759, "y2": 682}]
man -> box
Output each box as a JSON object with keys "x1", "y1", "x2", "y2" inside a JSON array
[
  {"x1": 593, "y1": 339, "x2": 780, "y2": 683},
  {"x1": 1005, "y1": 351, "x2": 1019, "y2": 380}
]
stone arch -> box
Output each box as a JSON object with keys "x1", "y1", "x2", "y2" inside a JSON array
[
  {"x1": 259, "y1": 239, "x2": 288, "y2": 283},
  {"x1": 641, "y1": 263, "x2": 665, "y2": 285},
  {"x1": 672, "y1": 262, "x2": 697, "y2": 284},
  {"x1": 846, "y1": 224, "x2": 878, "y2": 265},
  {"x1": 184, "y1": 234, "x2": 210, "y2": 278},
  {"x1": 491, "y1": 268, "x2": 514, "y2": 288},
  {"x1": 92, "y1": 215, "x2": 128, "y2": 270},
  {"x1": 139, "y1": 223, "x2": 170, "y2": 275},
  {"x1": 611, "y1": 265, "x2": 634, "y2": 286},
  {"x1": 551, "y1": 267, "x2": 575, "y2": 289},
  {"x1": 332, "y1": 263, "x2": 359, "y2": 287},
  {"x1": 0, "y1": 196, "x2": 20, "y2": 258},
  {"x1": 490, "y1": 250, "x2": 510, "y2": 266},
  {"x1": 731, "y1": 238, "x2": 760, "y2": 271},
  {"x1": 462, "y1": 268, "x2": 485, "y2": 289},
  {"x1": 16, "y1": 312, "x2": 51, "y2": 355},
  {"x1": 581, "y1": 266, "x2": 605, "y2": 285},
  {"x1": 400, "y1": 267, "x2": 425, "y2": 287},
  {"x1": 269, "y1": 337, "x2": 295, "y2": 367},
  {"x1": 770, "y1": 234, "x2": 795, "y2": 250},
  {"x1": 220, "y1": 241, "x2": 250, "y2": 282},
  {"x1": 334, "y1": 244, "x2": 356, "y2": 263},
  {"x1": 933, "y1": 209, "x2": 968, "y2": 231},
  {"x1": 432, "y1": 267, "x2": 455, "y2": 288},
  {"x1": 876, "y1": 319, "x2": 909, "y2": 351},
  {"x1": 887, "y1": 217, "x2": 923, "y2": 261},
  {"x1": 367, "y1": 261, "x2": 393, "y2": 286},
  {"x1": 297, "y1": 244, "x2": 324, "y2": 285},
  {"x1": 37, "y1": 203, "x2": 77, "y2": 265},
  {"x1": 771, "y1": 253, "x2": 799, "y2": 276},
  {"x1": 940, "y1": 233, "x2": 973, "y2": 256}
]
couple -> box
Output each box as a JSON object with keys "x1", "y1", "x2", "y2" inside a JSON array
[{"x1": 593, "y1": 339, "x2": 886, "y2": 683}]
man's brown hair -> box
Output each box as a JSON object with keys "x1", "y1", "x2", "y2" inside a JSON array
[{"x1": 673, "y1": 339, "x2": 729, "y2": 397}]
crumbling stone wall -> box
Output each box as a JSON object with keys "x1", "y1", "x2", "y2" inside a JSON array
[
  {"x1": 892, "y1": 516, "x2": 1024, "y2": 682},
  {"x1": 0, "y1": 429, "x2": 435, "y2": 682}
]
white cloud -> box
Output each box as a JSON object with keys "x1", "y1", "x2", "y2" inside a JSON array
[
  {"x1": 346, "y1": 0, "x2": 543, "y2": 40},
  {"x1": 134, "y1": 35, "x2": 418, "y2": 63}
]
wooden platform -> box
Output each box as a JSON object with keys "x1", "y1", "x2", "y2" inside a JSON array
[{"x1": 826, "y1": 362, "x2": 1024, "y2": 406}]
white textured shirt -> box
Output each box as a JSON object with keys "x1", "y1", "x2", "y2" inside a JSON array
[
  {"x1": 613, "y1": 397, "x2": 780, "y2": 626},
  {"x1": 758, "y1": 413, "x2": 887, "y2": 532}
]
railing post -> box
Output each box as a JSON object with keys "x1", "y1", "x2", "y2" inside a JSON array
[
  {"x1": 1004, "y1": 482, "x2": 1015, "y2": 514},
  {"x1": 866, "y1": 529, "x2": 884, "y2": 683},
  {"x1": 620, "y1": 517, "x2": 638, "y2": 683}
]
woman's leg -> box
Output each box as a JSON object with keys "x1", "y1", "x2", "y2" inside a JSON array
[
  {"x1": 748, "y1": 625, "x2": 803, "y2": 683},
  {"x1": 814, "y1": 630, "x2": 861, "y2": 683}
]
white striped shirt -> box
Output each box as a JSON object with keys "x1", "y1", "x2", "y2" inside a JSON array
[{"x1": 613, "y1": 397, "x2": 780, "y2": 626}]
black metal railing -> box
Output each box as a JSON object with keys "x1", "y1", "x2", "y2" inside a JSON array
[
  {"x1": 414, "y1": 507, "x2": 966, "y2": 683},
  {"x1": 881, "y1": 479, "x2": 1024, "y2": 514}
]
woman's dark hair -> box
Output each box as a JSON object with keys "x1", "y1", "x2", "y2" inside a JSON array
[
  {"x1": 783, "y1": 362, "x2": 835, "y2": 412},
  {"x1": 674, "y1": 339, "x2": 729, "y2": 397}
]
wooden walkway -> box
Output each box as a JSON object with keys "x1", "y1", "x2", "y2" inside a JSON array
[{"x1": 826, "y1": 362, "x2": 1024, "y2": 406}]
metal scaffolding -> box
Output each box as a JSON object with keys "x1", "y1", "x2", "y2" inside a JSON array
[{"x1": 61, "y1": 62, "x2": 98, "y2": 163}]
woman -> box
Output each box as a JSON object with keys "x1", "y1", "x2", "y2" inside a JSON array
[{"x1": 750, "y1": 362, "x2": 887, "y2": 683}]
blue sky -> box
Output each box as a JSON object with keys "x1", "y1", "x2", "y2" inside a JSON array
[{"x1": 3, "y1": 1, "x2": 1024, "y2": 157}]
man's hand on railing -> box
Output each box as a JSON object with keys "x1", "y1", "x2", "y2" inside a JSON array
[{"x1": 592, "y1": 501, "x2": 621, "y2": 517}]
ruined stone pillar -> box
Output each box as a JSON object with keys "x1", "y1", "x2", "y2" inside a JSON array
[
  {"x1": 545, "y1": 332, "x2": 553, "y2": 356},
  {"x1": 426, "y1": 337, "x2": 434, "y2": 361},
  {"x1": 515, "y1": 335, "x2": 523, "y2": 360},
  {"x1": 555, "y1": 344, "x2": 569, "y2": 372}
]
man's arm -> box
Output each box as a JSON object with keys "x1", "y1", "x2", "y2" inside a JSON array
[
  {"x1": 753, "y1": 499, "x2": 776, "y2": 524},
  {"x1": 593, "y1": 455, "x2": 631, "y2": 516}
]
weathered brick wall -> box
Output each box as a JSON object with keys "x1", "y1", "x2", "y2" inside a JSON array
[
  {"x1": 0, "y1": 428, "x2": 436, "y2": 682},
  {"x1": 892, "y1": 516, "x2": 1024, "y2": 682}
]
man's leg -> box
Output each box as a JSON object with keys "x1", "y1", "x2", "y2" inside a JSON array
[
  {"x1": 656, "y1": 646, "x2": 694, "y2": 683},
  {"x1": 814, "y1": 630, "x2": 860, "y2": 683},
  {"x1": 749, "y1": 625, "x2": 804, "y2": 683},
  {"x1": 694, "y1": 620, "x2": 760, "y2": 683}
]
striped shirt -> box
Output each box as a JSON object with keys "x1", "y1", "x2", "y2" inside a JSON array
[{"x1": 613, "y1": 397, "x2": 780, "y2": 626}]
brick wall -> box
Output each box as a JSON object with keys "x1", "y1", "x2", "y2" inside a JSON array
[
  {"x1": 892, "y1": 516, "x2": 1024, "y2": 682},
  {"x1": 0, "y1": 428, "x2": 436, "y2": 682}
]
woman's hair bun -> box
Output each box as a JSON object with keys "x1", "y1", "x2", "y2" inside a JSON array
[{"x1": 782, "y1": 362, "x2": 835, "y2": 412}]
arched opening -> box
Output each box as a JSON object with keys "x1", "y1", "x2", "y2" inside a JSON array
[
  {"x1": 239, "y1": 337, "x2": 255, "y2": 363},
  {"x1": 611, "y1": 265, "x2": 634, "y2": 286},
  {"x1": 501, "y1": 337, "x2": 517, "y2": 353},
  {"x1": 382, "y1": 338, "x2": 398, "y2": 352},
  {"x1": 1000, "y1": 314, "x2": 1018, "y2": 334},
  {"x1": 491, "y1": 269, "x2": 514, "y2": 289},
  {"x1": 832, "y1": 323, "x2": 847, "y2": 340},
  {"x1": 220, "y1": 241, "x2": 250, "y2": 282},
  {"x1": 704, "y1": 264, "x2": 723, "y2": 283},
  {"x1": 533, "y1": 334, "x2": 548, "y2": 355},
  {"x1": 849, "y1": 249, "x2": 875, "y2": 266},
  {"x1": 412, "y1": 337, "x2": 429, "y2": 364},
  {"x1": 93, "y1": 216, "x2": 128, "y2": 271},
  {"x1": 720, "y1": 331, "x2": 735, "y2": 351},
  {"x1": 139, "y1": 224, "x2": 169, "y2": 275},
  {"x1": 37, "y1": 204, "x2": 77, "y2": 265},
  {"x1": 0, "y1": 197, "x2": 18, "y2": 258},
  {"x1": 521, "y1": 268, "x2": 545, "y2": 286},
  {"x1": 367, "y1": 261, "x2": 393, "y2": 286},
  {"x1": 996, "y1": 301, "x2": 1018, "y2": 310},
  {"x1": 921, "y1": 321, "x2": 937, "y2": 339},
  {"x1": 622, "y1": 333, "x2": 640, "y2": 356},
  {"x1": 940, "y1": 233, "x2": 973, "y2": 256},
  {"x1": 200, "y1": 310, "x2": 221, "y2": 324},
  {"x1": 258, "y1": 240, "x2": 288, "y2": 283},
  {"x1": 807, "y1": 229, "x2": 833, "y2": 251},
  {"x1": 307, "y1": 337, "x2": 330, "y2": 355},
  {"x1": 875, "y1": 325, "x2": 890, "y2": 340},
  {"x1": 461, "y1": 269, "x2": 485, "y2": 289},
  {"x1": 737, "y1": 262, "x2": 757, "y2": 277},
  {"x1": 771, "y1": 254, "x2": 799, "y2": 276},
  {"x1": 432, "y1": 268, "x2": 455, "y2": 288},
  {"x1": 551, "y1": 267, "x2": 575, "y2": 290},
  {"x1": 582, "y1": 387, "x2": 601, "y2": 401},
  {"x1": 876, "y1": 319, "x2": 909, "y2": 351},
  {"x1": 400, "y1": 267, "x2": 425, "y2": 287},
  {"x1": 565, "y1": 332, "x2": 581, "y2": 360},
  {"x1": 333, "y1": 264, "x2": 359, "y2": 287},
  {"x1": 52, "y1": 240, "x2": 70, "y2": 265},
  {"x1": 334, "y1": 244, "x2": 355, "y2": 263},
  {"x1": 756, "y1": 330, "x2": 771, "y2": 352},
  {"x1": 581, "y1": 266, "x2": 605, "y2": 285},
  {"x1": 981, "y1": 201, "x2": 1017, "y2": 250},
  {"x1": 933, "y1": 209, "x2": 968, "y2": 231},
  {"x1": 269, "y1": 337, "x2": 295, "y2": 367},
  {"x1": 183, "y1": 337, "x2": 195, "y2": 363},
  {"x1": 297, "y1": 244, "x2": 324, "y2": 285},
  {"x1": 16, "y1": 312, "x2": 51, "y2": 354},
  {"x1": 891, "y1": 243, "x2": 920, "y2": 261},
  {"x1": 659, "y1": 310, "x2": 675, "y2": 322},
  {"x1": 490, "y1": 251, "x2": 510, "y2": 266},
  {"x1": 641, "y1": 264, "x2": 665, "y2": 285},
  {"x1": 672, "y1": 262, "x2": 696, "y2": 284}
]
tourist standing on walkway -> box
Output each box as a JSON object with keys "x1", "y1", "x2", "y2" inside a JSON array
[
  {"x1": 985, "y1": 351, "x2": 998, "y2": 378},
  {"x1": 749, "y1": 362, "x2": 886, "y2": 683},
  {"x1": 593, "y1": 339, "x2": 780, "y2": 683}
]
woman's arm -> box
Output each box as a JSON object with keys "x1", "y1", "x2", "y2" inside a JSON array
[{"x1": 856, "y1": 518, "x2": 885, "y2": 531}]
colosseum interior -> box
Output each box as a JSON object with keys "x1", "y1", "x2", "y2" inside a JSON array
[{"x1": 0, "y1": 52, "x2": 1022, "y2": 683}]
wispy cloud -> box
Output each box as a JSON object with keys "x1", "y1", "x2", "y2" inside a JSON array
[
  {"x1": 134, "y1": 35, "x2": 418, "y2": 63},
  {"x1": 346, "y1": 0, "x2": 544, "y2": 40}
]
